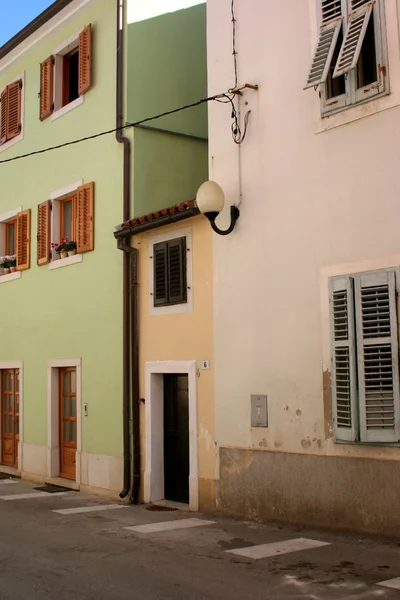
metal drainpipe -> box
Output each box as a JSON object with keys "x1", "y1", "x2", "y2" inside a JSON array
[{"x1": 116, "y1": 0, "x2": 132, "y2": 500}]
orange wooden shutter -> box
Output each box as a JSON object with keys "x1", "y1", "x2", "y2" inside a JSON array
[
  {"x1": 6, "y1": 80, "x2": 22, "y2": 140},
  {"x1": 78, "y1": 24, "x2": 92, "y2": 95},
  {"x1": 77, "y1": 182, "x2": 94, "y2": 253},
  {"x1": 37, "y1": 200, "x2": 51, "y2": 265},
  {"x1": 16, "y1": 209, "x2": 31, "y2": 271},
  {"x1": 40, "y1": 56, "x2": 54, "y2": 121},
  {"x1": 0, "y1": 88, "x2": 7, "y2": 144}
]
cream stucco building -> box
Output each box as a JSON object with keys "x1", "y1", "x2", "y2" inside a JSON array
[{"x1": 207, "y1": 0, "x2": 400, "y2": 536}]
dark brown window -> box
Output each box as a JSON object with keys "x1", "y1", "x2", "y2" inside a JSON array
[{"x1": 153, "y1": 237, "x2": 187, "y2": 307}]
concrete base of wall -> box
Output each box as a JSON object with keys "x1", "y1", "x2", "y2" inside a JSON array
[
  {"x1": 19, "y1": 444, "x2": 123, "y2": 496},
  {"x1": 217, "y1": 447, "x2": 400, "y2": 538}
]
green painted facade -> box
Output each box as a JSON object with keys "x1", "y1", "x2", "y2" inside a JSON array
[
  {"x1": 0, "y1": 0, "x2": 207, "y2": 490},
  {"x1": 0, "y1": 0, "x2": 124, "y2": 466},
  {"x1": 127, "y1": 4, "x2": 208, "y2": 216}
]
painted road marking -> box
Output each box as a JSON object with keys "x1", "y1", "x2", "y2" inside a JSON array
[
  {"x1": 0, "y1": 480, "x2": 19, "y2": 485},
  {"x1": 377, "y1": 578, "x2": 400, "y2": 590},
  {"x1": 0, "y1": 492, "x2": 68, "y2": 501},
  {"x1": 53, "y1": 504, "x2": 128, "y2": 515},
  {"x1": 125, "y1": 518, "x2": 215, "y2": 534},
  {"x1": 226, "y1": 538, "x2": 330, "y2": 560}
]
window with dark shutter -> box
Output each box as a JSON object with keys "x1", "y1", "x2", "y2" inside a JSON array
[{"x1": 153, "y1": 237, "x2": 187, "y2": 307}]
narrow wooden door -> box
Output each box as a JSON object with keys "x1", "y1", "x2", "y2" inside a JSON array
[
  {"x1": 163, "y1": 374, "x2": 189, "y2": 504},
  {"x1": 1, "y1": 369, "x2": 19, "y2": 468},
  {"x1": 59, "y1": 367, "x2": 77, "y2": 480}
]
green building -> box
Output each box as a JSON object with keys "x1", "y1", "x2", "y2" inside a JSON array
[{"x1": 0, "y1": 0, "x2": 207, "y2": 498}]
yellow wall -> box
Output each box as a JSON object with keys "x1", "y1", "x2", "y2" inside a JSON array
[{"x1": 133, "y1": 215, "x2": 215, "y2": 510}]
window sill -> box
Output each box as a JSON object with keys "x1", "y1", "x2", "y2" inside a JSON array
[
  {"x1": 316, "y1": 88, "x2": 392, "y2": 133},
  {"x1": 0, "y1": 131, "x2": 24, "y2": 154},
  {"x1": 334, "y1": 439, "x2": 400, "y2": 447},
  {"x1": 0, "y1": 271, "x2": 22, "y2": 284},
  {"x1": 49, "y1": 254, "x2": 82, "y2": 270},
  {"x1": 51, "y1": 96, "x2": 84, "y2": 122}
]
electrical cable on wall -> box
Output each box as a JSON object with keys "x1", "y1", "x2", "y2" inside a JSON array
[
  {"x1": 0, "y1": 91, "x2": 231, "y2": 166},
  {"x1": 223, "y1": 0, "x2": 250, "y2": 146}
]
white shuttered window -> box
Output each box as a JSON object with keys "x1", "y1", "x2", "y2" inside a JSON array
[
  {"x1": 306, "y1": 0, "x2": 388, "y2": 115},
  {"x1": 329, "y1": 269, "x2": 400, "y2": 444}
]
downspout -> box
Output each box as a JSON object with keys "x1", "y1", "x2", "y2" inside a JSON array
[{"x1": 116, "y1": 0, "x2": 132, "y2": 500}]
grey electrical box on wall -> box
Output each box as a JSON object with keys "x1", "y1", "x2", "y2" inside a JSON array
[{"x1": 251, "y1": 395, "x2": 268, "y2": 427}]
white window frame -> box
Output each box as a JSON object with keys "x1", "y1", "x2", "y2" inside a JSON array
[
  {"x1": 0, "y1": 205, "x2": 23, "y2": 283},
  {"x1": 48, "y1": 180, "x2": 83, "y2": 271},
  {"x1": 329, "y1": 267, "x2": 400, "y2": 444},
  {"x1": 148, "y1": 227, "x2": 193, "y2": 317},
  {"x1": 51, "y1": 29, "x2": 85, "y2": 122},
  {"x1": 319, "y1": 0, "x2": 389, "y2": 117},
  {"x1": 0, "y1": 72, "x2": 25, "y2": 154}
]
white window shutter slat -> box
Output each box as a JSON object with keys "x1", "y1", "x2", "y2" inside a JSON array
[
  {"x1": 333, "y1": 2, "x2": 373, "y2": 78},
  {"x1": 355, "y1": 270, "x2": 400, "y2": 443},
  {"x1": 304, "y1": 20, "x2": 342, "y2": 89},
  {"x1": 329, "y1": 276, "x2": 359, "y2": 442}
]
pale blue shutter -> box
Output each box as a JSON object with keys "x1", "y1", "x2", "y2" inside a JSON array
[
  {"x1": 329, "y1": 276, "x2": 359, "y2": 441},
  {"x1": 304, "y1": 0, "x2": 343, "y2": 89},
  {"x1": 355, "y1": 270, "x2": 400, "y2": 443},
  {"x1": 333, "y1": 0, "x2": 373, "y2": 78}
]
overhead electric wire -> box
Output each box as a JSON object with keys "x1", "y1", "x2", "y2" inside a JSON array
[{"x1": 0, "y1": 91, "x2": 228, "y2": 166}]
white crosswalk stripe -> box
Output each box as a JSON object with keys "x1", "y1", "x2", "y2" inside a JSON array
[
  {"x1": 125, "y1": 518, "x2": 215, "y2": 534},
  {"x1": 226, "y1": 538, "x2": 330, "y2": 560},
  {"x1": 0, "y1": 492, "x2": 68, "y2": 501},
  {"x1": 377, "y1": 577, "x2": 400, "y2": 590},
  {"x1": 53, "y1": 504, "x2": 128, "y2": 515}
]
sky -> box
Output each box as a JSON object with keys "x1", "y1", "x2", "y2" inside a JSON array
[{"x1": 0, "y1": 0, "x2": 205, "y2": 47}]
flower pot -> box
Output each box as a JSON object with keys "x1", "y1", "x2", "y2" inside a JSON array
[
  {"x1": 68, "y1": 249, "x2": 76, "y2": 257},
  {"x1": 3, "y1": 268, "x2": 10, "y2": 274},
  {"x1": 61, "y1": 251, "x2": 68, "y2": 259},
  {"x1": 10, "y1": 267, "x2": 16, "y2": 273}
]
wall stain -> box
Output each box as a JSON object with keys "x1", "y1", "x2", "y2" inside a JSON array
[
  {"x1": 296, "y1": 409, "x2": 302, "y2": 416},
  {"x1": 274, "y1": 441, "x2": 283, "y2": 449},
  {"x1": 259, "y1": 439, "x2": 268, "y2": 448},
  {"x1": 301, "y1": 439, "x2": 312, "y2": 449}
]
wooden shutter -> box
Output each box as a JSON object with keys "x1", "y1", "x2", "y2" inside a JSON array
[
  {"x1": 37, "y1": 200, "x2": 51, "y2": 265},
  {"x1": 6, "y1": 80, "x2": 22, "y2": 140},
  {"x1": 78, "y1": 24, "x2": 92, "y2": 95},
  {"x1": 40, "y1": 56, "x2": 54, "y2": 121},
  {"x1": 329, "y1": 276, "x2": 359, "y2": 442},
  {"x1": 0, "y1": 89, "x2": 6, "y2": 145},
  {"x1": 16, "y1": 209, "x2": 31, "y2": 271},
  {"x1": 333, "y1": 1, "x2": 373, "y2": 78},
  {"x1": 167, "y1": 237, "x2": 187, "y2": 305},
  {"x1": 304, "y1": 0, "x2": 342, "y2": 89},
  {"x1": 77, "y1": 182, "x2": 94, "y2": 253},
  {"x1": 355, "y1": 270, "x2": 400, "y2": 443},
  {"x1": 153, "y1": 242, "x2": 168, "y2": 306}
]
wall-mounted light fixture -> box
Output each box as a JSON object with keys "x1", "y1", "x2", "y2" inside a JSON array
[{"x1": 196, "y1": 181, "x2": 240, "y2": 236}]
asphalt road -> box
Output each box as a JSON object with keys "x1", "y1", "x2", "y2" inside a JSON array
[{"x1": 0, "y1": 477, "x2": 399, "y2": 599}]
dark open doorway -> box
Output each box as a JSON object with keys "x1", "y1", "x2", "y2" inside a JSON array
[{"x1": 163, "y1": 374, "x2": 189, "y2": 504}]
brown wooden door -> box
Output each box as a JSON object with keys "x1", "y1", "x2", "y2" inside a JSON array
[
  {"x1": 1, "y1": 369, "x2": 19, "y2": 468},
  {"x1": 59, "y1": 367, "x2": 77, "y2": 480}
]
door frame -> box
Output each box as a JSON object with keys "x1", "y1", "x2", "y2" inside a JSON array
[
  {"x1": 144, "y1": 360, "x2": 198, "y2": 511},
  {"x1": 47, "y1": 358, "x2": 82, "y2": 484},
  {"x1": 0, "y1": 361, "x2": 23, "y2": 472}
]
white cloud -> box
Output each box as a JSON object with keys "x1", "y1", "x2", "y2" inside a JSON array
[{"x1": 127, "y1": 0, "x2": 205, "y2": 24}]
